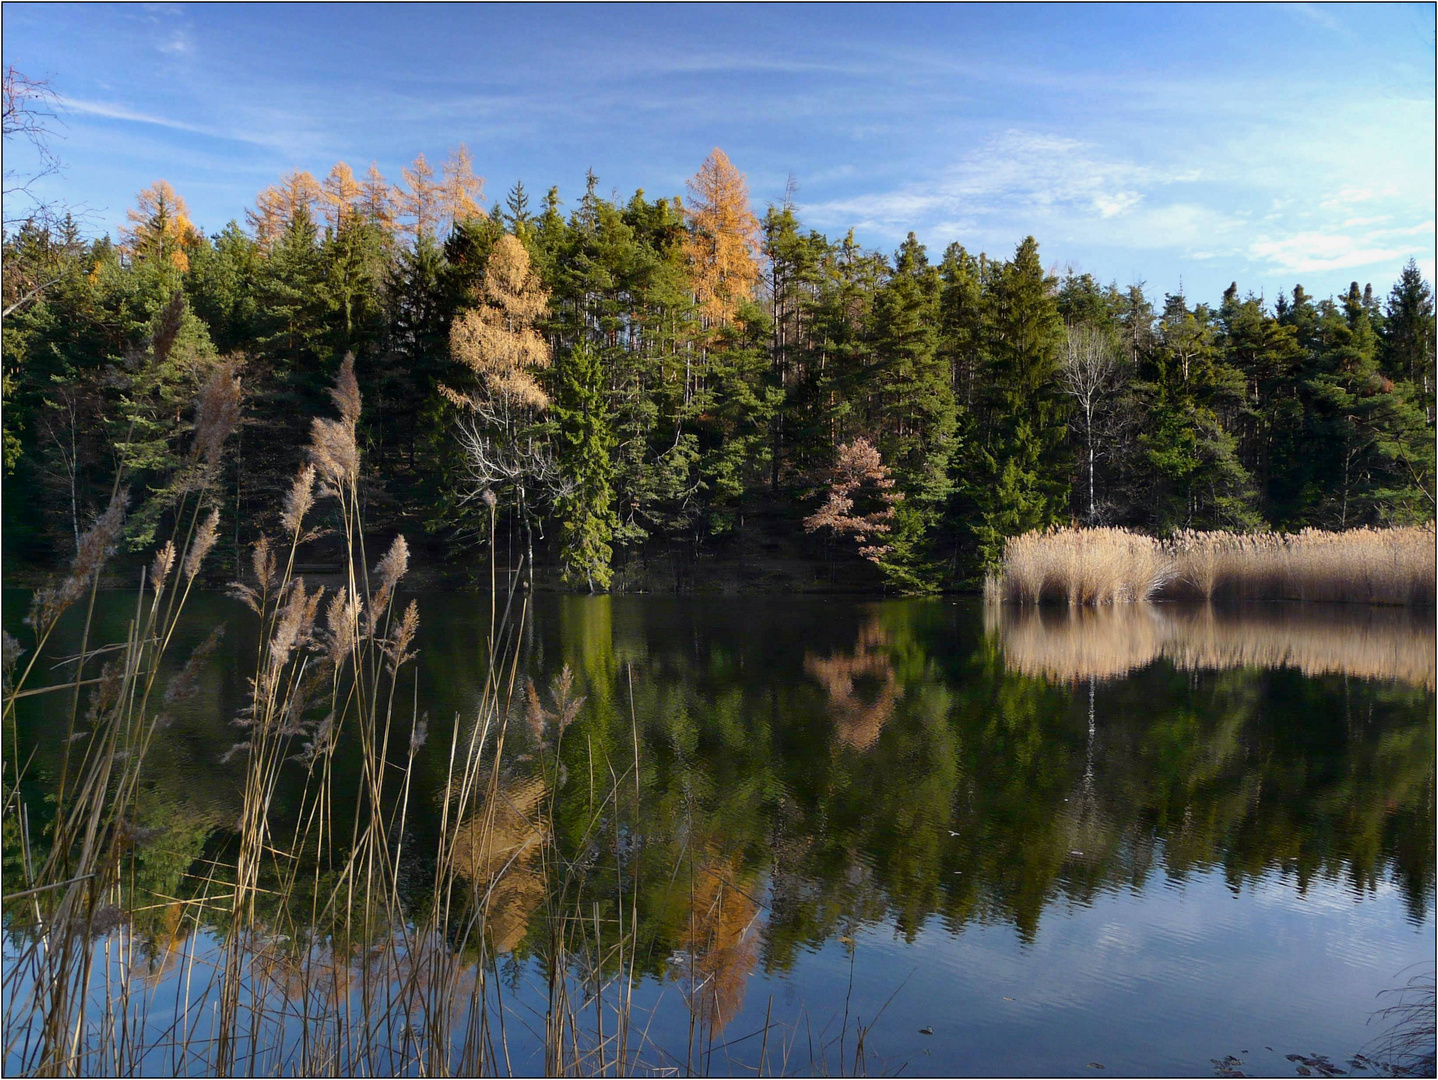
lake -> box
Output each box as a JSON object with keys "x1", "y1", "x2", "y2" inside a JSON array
[{"x1": 4, "y1": 592, "x2": 1434, "y2": 1076}]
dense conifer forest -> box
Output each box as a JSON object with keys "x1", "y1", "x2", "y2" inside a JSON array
[{"x1": 3, "y1": 144, "x2": 1434, "y2": 592}]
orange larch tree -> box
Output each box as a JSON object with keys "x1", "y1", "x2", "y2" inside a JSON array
[
  {"x1": 358, "y1": 162, "x2": 397, "y2": 234},
  {"x1": 322, "y1": 162, "x2": 362, "y2": 230},
  {"x1": 248, "y1": 170, "x2": 322, "y2": 247},
  {"x1": 120, "y1": 180, "x2": 200, "y2": 271},
  {"x1": 397, "y1": 152, "x2": 441, "y2": 241},
  {"x1": 683, "y1": 148, "x2": 761, "y2": 328},
  {"x1": 438, "y1": 144, "x2": 485, "y2": 235}
]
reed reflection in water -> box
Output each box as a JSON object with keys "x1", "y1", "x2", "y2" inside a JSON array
[{"x1": 988, "y1": 602, "x2": 1437, "y2": 688}]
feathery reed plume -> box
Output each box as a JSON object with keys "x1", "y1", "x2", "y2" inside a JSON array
[
  {"x1": 330, "y1": 350, "x2": 361, "y2": 428},
  {"x1": 182, "y1": 508, "x2": 220, "y2": 584},
  {"x1": 192, "y1": 361, "x2": 243, "y2": 469},
  {"x1": 523, "y1": 665, "x2": 584, "y2": 743},
  {"x1": 81, "y1": 658, "x2": 125, "y2": 729},
  {"x1": 149, "y1": 540, "x2": 176, "y2": 598},
  {"x1": 26, "y1": 489, "x2": 128, "y2": 634},
  {"x1": 994, "y1": 525, "x2": 1173, "y2": 605},
  {"x1": 366, "y1": 535, "x2": 410, "y2": 635},
  {"x1": 150, "y1": 291, "x2": 185, "y2": 365},
  {"x1": 381, "y1": 599, "x2": 419, "y2": 674},
  {"x1": 1, "y1": 631, "x2": 23, "y2": 694},
  {"x1": 322, "y1": 586, "x2": 360, "y2": 668},
  {"x1": 280, "y1": 464, "x2": 316, "y2": 539},
  {"x1": 163, "y1": 627, "x2": 227, "y2": 707}
]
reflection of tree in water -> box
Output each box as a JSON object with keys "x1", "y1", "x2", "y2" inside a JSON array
[
  {"x1": 679, "y1": 849, "x2": 762, "y2": 1038},
  {"x1": 451, "y1": 775, "x2": 549, "y2": 953},
  {"x1": 804, "y1": 618, "x2": 903, "y2": 751}
]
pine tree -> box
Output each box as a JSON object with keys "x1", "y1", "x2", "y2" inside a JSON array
[
  {"x1": 1304, "y1": 284, "x2": 1434, "y2": 526},
  {"x1": 503, "y1": 181, "x2": 533, "y2": 236},
  {"x1": 866, "y1": 233, "x2": 957, "y2": 590},
  {"x1": 1135, "y1": 294, "x2": 1259, "y2": 531}
]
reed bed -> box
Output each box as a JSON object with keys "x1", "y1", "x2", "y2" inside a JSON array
[
  {"x1": 1, "y1": 361, "x2": 854, "y2": 1078},
  {"x1": 987, "y1": 603, "x2": 1437, "y2": 688},
  {"x1": 989, "y1": 524, "x2": 1436, "y2": 607}
]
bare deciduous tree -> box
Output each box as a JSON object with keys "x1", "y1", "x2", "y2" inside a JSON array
[
  {"x1": 3, "y1": 66, "x2": 63, "y2": 231},
  {"x1": 1061, "y1": 324, "x2": 1124, "y2": 524}
]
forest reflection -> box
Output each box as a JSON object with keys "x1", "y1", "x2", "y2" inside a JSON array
[{"x1": 7, "y1": 593, "x2": 1434, "y2": 989}]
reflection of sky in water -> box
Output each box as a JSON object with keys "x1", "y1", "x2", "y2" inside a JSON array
[
  {"x1": 5, "y1": 863, "x2": 1430, "y2": 1076},
  {"x1": 746, "y1": 866, "x2": 1434, "y2": 1077}
]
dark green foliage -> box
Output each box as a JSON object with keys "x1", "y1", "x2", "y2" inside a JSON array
[
  {"x1": 551, "y1": 342, "x2": 618, "y2": 591},
  {"x1": 963, "y1": 237, "x2": 1071, "y2": 569}
]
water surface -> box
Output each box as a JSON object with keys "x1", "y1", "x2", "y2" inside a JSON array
[{"x1": 5, "y1": 593, "x2": 1434, "y2": 1076}]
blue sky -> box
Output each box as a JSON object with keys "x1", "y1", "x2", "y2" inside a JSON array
[{"x1": 3, "y1": 3, "x2": 1434, "y2": 305}]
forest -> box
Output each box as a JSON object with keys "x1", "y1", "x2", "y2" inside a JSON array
[{"x1": 3, "y1": 145, "x2": 1435, "y2": 593}]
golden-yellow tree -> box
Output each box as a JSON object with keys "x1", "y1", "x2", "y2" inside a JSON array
[
  {"x1": 397, "y1": 153, "x2": 440, "y2": 240},
  {"x1": 446, "y1": 233, "x2": 555, "y2": 573},
  {"x1": 120, "y1": 180, "x2": 200, "y2": 270},
  {"x1": 359, "y1": 162, "x2": 396, "y2": 233},
  {"x1": 321, "y1": 161, "x2": 362, "y2": 229},
  {"x1": 683, "y1": 148, "x2": 761, "y2": 327},
  {"x1": 248, "y1": 170, "x2": 322, "y2": 245},
  {"x1": 446, "y1": 234, "x2": 550, "y2": 410},
  {"x1": 439, "y1": 144, "x2": 485, "y2": 234}
]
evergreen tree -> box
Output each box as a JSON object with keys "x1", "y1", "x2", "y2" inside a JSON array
[
  {"x1": 551, "y1": 341, "x2": 618, "y2": 591},
  {"x1": 1381, "y1": 259, "x2": 1436, "y2": 424},
  {"x1": 1135, "y1": 294, "x2": 1260, "y2": 530},
  {"x1": 866, "y1": 233, "x2": 957, "y2": 590},
  {"x1": 965, "y1": 237, "x2": 1069, "y2": 568},
  {"x1": 1303, "y1": 285, "x2": 1435, "y2": 526}
]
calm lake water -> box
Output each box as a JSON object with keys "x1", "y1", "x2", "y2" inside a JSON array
[{"x1": 4, "y1": 592, "x2": 1435, "y2": 1076}]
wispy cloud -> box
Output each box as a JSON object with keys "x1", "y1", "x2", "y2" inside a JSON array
[
  {"x1": 59, "y1": 95, "x2": 269, "y2": 147},
  {"x1": 805, "y1": 129, "x2": 1202, "y2": 239},
  {"x1": 1288, "y1": 3, "x2": 1346, "y2": 34}
]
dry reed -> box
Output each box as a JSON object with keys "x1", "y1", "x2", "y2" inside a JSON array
[{"x1": 990, "y1": 524, "x2": 1436, "y2": 607}]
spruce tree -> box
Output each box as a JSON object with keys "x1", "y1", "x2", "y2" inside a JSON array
[
  {"x1": 1381, "y1": 259, "x2": 1436, "y2": 423},
  {"x1": 551, "y1": 341, "x2": 618, "y2": 591},
  {"x1": 866, "y1": 233, "x2": 957, "y2": 591},
  {"x1": 967, "y1": 236, "x2": 1069, "y2": 568}
]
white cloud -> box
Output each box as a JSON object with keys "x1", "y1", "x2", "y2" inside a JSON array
[{"x1": 1248, "y1": 231, "x2": 1408, "y2": 274}]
